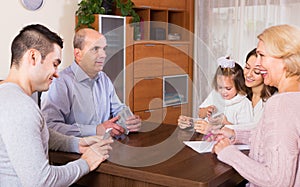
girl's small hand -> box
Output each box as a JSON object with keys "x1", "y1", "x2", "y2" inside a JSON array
[
  {"x1": 221, "y1": 115, "x2": 232, "y2": 125},
  {"x1": 212, "y1": 138, "x2": 231, "y2": 154},
  {"x1": 206, "y1": 105, "x2": 217, "y2": 118},
  {"x1": 194, "y1": 119, "x2": 212, "y2": 134}
]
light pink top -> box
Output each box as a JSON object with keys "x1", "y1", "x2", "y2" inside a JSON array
[{"x1": 218, "y1": 92, "x2": 300, "y2": 187}]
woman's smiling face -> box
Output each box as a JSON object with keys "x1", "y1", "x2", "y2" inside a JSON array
[
  {"x1": 256, "y1": 40, "x2": 286, "y2": 87},
  {"x1": 244, "y1": 55, "x2": 264, "y2": 88}
]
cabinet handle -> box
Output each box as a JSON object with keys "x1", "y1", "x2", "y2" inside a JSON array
[
  {"x1": 140, "y1": 6, "x2": 151, "y2": 8},
  {"x1": 145, "y1": 109, "x2": 154, "y2": 113},
  {"x1": 144, "y1": 77, "x2": 155, "y2": 80},
  {"x1": 144, "y1": 44, "x2": 156, "y2": 47},
  {"x1": 170, "y1": 44, "x2": 184, "y2": 47}
]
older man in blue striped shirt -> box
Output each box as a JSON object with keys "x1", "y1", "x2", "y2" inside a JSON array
[{"x1": 41, "y1": 28, "x2": 141, "y2": 137}]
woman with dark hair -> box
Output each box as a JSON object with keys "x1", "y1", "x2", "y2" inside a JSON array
[{"x1": 243, "y1": 48, "x2": 277, "y2": 125}]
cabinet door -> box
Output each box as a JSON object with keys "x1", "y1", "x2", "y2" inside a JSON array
[
  {"x1": 164, "y1": 44, "x2": 189, "y2": 75},
  {"x1": 133, "y1": 77, "x2": 162, "y2": 111},
  {"x1": 134, "y1": 44, "x2": 163, "y2": 78},
  {"x1": 135, "y1": 108, "x2": 163, "y2": 124},
  {"x1": 163, "y1": 104, "x2": 188, "y2": 125},
  {"x1": 98, "y1": 15, "x2": 126, "y2": 102}
]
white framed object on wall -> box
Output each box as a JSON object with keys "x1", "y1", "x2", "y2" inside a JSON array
[{"x1": 21, "y1": 0, "x2": 44, "y2": 11}]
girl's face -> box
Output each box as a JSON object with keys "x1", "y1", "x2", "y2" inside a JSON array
[
  {"x1": 217, "y1": 75, "x2": 238, "y2": 100},
  {"x1": 244, "y1": 55, "x2": 264, "y2": 88}
]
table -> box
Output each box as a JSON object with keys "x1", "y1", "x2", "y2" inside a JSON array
[{"x1": 49, "y1": 123, "x2": 246, "y2": 187}]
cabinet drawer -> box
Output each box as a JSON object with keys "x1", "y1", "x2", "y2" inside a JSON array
[
  {"x1": 160, "y1": 0, "x2": 186, "y2": 9},
  {"x1": 132, "y1": 0, "x2": 160, "y2": 8},
  {"x1": 132, "y1": 0, "x2": 185, "y2": 9},
  {"x1": 164, "y1": 44, "x2": 189, "y2": 75},
  {"x1": 163, "y1": 104, "x2": 188, "y2": 125},
  {"x1": 133, "y1": 77, "x2": 163, "y2": 111},
  {"x1": 134, "y1": 44, "x2": 163, "y2": 78},
  {"x1": 134, "y1": 108, "x2": 163, "y2": 124}
]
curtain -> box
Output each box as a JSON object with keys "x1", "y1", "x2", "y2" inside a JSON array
[{"x1": 193, "y1": 0, "x2": 300, "y2": 117}]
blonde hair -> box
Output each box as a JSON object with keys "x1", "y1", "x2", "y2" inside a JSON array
[{"x1": 257, "y1": 24, "x2": 300, "y2": 80}]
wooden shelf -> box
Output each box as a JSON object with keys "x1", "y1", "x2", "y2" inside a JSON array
[
  {"x1": 133, "y1": 40, "x2": 190, "y2": 44},
  {"x1": 128, "y1": 0, "x2": 194, "y2": 124},
  {"x1": 133, "y1": 7, "x2": 188, "y2": 42}
]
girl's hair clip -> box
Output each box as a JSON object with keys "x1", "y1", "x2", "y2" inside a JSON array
[{"x1": 217, "y1": 56, "x2": 235, "y2": 68}]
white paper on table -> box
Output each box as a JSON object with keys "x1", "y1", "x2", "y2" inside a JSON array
[{"x1": 183, "y1": 141, "x2": 250, "y2": 154}]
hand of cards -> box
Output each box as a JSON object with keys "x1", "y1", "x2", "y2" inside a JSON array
[
  {"x1": 116, "y1": 106, "x2": 134, "y2": 135},
  {"x1": 103, "y1": 128, "x2": 113, "y2": 139},
  {"x1": 208, "y1": 113, "x2": 224, "y2": 126}
]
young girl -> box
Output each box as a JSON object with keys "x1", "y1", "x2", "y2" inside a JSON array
[
  {"x1": 178, "y1": 57, "x2": 253, "y2": 130},
  {"x1": 198, "y1": 56, "x2": 253, "y2": 125}
]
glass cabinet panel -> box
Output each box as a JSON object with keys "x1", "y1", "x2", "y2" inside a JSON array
[
  {"x1": 98, "y1": 15, "x2": 126, "y2": 102},
  {"x1": 163, "y1": 74, "x2": 188, "y2": 107}
]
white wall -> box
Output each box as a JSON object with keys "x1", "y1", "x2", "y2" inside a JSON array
[{"x1": 0, "y1": 0, "x2": 79, "y2": 79}]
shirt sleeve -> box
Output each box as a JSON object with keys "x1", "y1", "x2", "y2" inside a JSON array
[
  {"x1": 235, "y1": 98, "x2": 253, "y2": 124},
  {"x1": 234, "y1": 129, "x2": 252, "y2": 145},
  {"x1": 48, "y1": 128, "x2": 80, "y2": 153},
  {"x1": 0, "y1": 96, "x2": 89, "y2": 187},
  {"x1": 106, "y1": 74, "x2": 126, "y2": 117},
  {"x1": 41, "y1": 78, "x2": 97, "y2": 137},
  {"x1": 218, "y1": 94, "x2": 300, "y2": 186}
]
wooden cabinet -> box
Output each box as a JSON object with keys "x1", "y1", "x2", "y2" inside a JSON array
[
  {"x1": 133, "y1": 44, "x2": 163, "y2": 78},
  {"x1": 132, "y1": 42, "x2": 190, "y2": 125},
  {"x1": 133, "y1": 77, "x2": 162, "y2": 111},
  {"x1": 164, "y1": 44, "x2": 189, "y2": 75},
  {"x1": 128, "y1": 0, "x2": 194, "y2": 125},
  {"x1": 163, "y1": 104, "x2": 188, "y2": 125}
]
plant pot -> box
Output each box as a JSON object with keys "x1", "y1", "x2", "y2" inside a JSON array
[{"x1": 102, "y1": 0, "x2": 114, "y2": 15}]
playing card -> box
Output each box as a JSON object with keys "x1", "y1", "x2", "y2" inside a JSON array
[
  {"x1": 103, "y1": 128, "x2": 113, "y2": 139},
  {"x1": 116, "y1": 106, "x2": 134, "y2": 135}
]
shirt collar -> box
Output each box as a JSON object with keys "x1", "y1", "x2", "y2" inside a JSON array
[{"x1": 71, "y1": 61, "x2": 100, "y2": 83}]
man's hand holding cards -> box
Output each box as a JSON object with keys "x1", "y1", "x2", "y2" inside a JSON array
[{"x1": 116, "y1": 106, "x2": 134, "y2": 135}]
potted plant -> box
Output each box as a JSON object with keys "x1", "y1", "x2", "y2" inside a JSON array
[
  {"x1": 75, "y1": 0, "x2": 106, "y2": 29},
  {"x1": 115, "y1": 0, "x2": 140, "y2": 23},
  {"x1": 75, "y1": 0, "x2": 140, "y2": 30},
  {"x1": 114, "y1": 0, "x2": 141, "y2": 40}
]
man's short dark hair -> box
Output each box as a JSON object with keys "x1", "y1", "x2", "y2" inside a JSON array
[{"x1": 10, "y1": 24, "x2": 63, "y2": 67}]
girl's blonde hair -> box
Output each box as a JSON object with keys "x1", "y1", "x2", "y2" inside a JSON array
[{"x1": 258, "y1": 24, "x2": 300, "y2": 80}]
